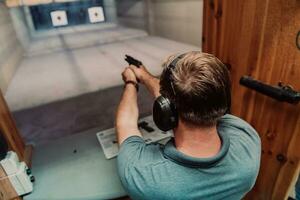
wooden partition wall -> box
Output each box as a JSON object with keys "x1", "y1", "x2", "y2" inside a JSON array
[
  {"x1": 0, "y1": 89, "x2": 32, "y2": 200},
  {"x1": 203, "y1": 0, "x2": 300, "y2": 199},
  {"x1": 0, "y1": 90, "x2": 25, "y2": 161}
]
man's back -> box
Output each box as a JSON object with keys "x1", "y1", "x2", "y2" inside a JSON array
[{"x1": 117, "y1": 114, "x2": 261, "y2": 200}]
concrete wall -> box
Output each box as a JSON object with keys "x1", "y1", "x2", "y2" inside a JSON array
[
  {"x1": 116, "y1": 0, "x2": 146, "y2": 30},
  {"x1": 0, "y1": 3, "x2": 24, "y2": 93},
  {"x1": 115, "y1": 0, "x2": 203, "y2": 46},
  {"x1": 103, "y1": 0, "x2": 118, "y2": 23},
  {"x1": 148, "y1": 0, "x2": 203, "y2": 46},
  {"x1": 9, "y1": 7, "x2": 31, "y2": 48}
]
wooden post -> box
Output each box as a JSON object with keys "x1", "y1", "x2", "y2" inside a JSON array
[
  {"x1": 0, "y1": 90, "x2": 33, "y2": 199},
  {"x1": 0, "y1": 90, "x2": 25, "y2": 161},
  {"x1": 5, "y1": 0, "x2": 52, "y2": 7},
  {"x1": 0, "y1": 166, "x2": 20, "y2": 200},
  {"x1": 271, "y1": 117, "x2": 300, "y2": 199}
]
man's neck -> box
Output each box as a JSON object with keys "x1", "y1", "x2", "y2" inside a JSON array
[{"x1": 174, "y1": 119, "x2": 221, "y2": 158}]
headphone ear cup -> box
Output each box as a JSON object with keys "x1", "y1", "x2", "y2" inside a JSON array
[{"x1": 153, "y1": 96, "x2": 178, "y2": 131}]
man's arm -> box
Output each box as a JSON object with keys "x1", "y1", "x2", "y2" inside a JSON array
[
  {"x1": 116, "y1": 68, "x2": 141, "y2": 145},
  {"x1": 129, "y1": 65, "x2": 160, "y2": 98}
]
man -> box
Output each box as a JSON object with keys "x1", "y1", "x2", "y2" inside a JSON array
[{"x1": 115, "y1": 51, "x2": 261, "y2": 200}]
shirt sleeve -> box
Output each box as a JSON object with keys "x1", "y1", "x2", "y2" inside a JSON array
[
  {"x1": 117, "y1": 135, "x2": 146, "y2": 167},
  {"x1": 117, "y1": 136, "x2": 146, "y2": 188},
  {"x1": 116, "y1": 136, "x2": 164, "y2": 199}
]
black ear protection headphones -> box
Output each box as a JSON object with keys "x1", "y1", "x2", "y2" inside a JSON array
[
  {"x1": 153, "y1": 54, "x2": 186, "y2": 132},
  {"x1": 152, "y1": 53, "x2": 232, "y2": 132}
]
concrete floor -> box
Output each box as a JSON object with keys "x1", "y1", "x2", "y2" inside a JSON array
[
  {"x1": 26, "y1": 24, "x2": 147, "y2": 57},
  {"x1": 13, "y1": 85, "x2": 153, "y2": 145},
  {"x1": 5, "y1": 26, "x2": 200, "y2": 111}
]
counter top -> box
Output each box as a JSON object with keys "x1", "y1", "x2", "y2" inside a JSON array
[{"x1": 24, "y1": 128, "x2": 127, "y2": 200}]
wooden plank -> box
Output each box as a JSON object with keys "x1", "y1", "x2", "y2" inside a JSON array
[
  {"x1": 5, "y1": 0, "x2": 18, "y2": 7},
  {"x1": 5, "y1": 0, "x2": 89, "y2": 7},
  {"x1": 202, "y1": 0, "x2": 218, "y2": 54},
  {"x1": 24, "y1": 145, "x2": 33, "y2": 168},
  {"x1": 22, "y1": 0, "x2": 52, "y2": 5},
  {"x1": 0, "y1": 166, "x2": 20, "y2": 200},
  {"x1": 247, "y1": 1, "x2": 300, "y2": 199},
  {"x1": 272, "y1": 117, "x2": 300, "y2": 199},
  {"x1": 0, "y1": 90, "x2": 25, "y2": 162}
]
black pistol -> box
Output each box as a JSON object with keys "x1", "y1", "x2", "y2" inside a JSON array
[{"x1": 125, "y1": 55, "x2": 143, "y2": 68}]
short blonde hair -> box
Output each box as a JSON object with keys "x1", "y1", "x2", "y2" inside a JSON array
[{"x1": 160, "y1": 51, "x2": 231, "y2": 126}]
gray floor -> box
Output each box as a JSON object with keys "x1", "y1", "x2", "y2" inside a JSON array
[
  {"x1": 13, "y1": 85, "x2": 153, "y2": 145},
  {"x1": 26, "y1": 24, "x2": 147, "y2": 57},
  {"x1": 5, "y1": 26, "x2": 199, "y2": 111}
]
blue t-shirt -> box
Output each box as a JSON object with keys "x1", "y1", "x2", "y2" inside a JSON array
[{"x1": 117, "y1": 114, "x2": 261, "y2": 200}]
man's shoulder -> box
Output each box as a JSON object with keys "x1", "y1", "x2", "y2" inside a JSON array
[
  {"x1": 218, "y1": 114, "x2": 260, "y2": 142},
  {"x1": 219, "y1": 114, "x2": 261, "y2": 173},
  {"x1": 117, "y1": 136, "x2": 170, "y2": 199},
  {"x1": 117, "y1": 136, "x2": 167, "y2": 168},
  {"x1": 219, "y1": 114, "x2": 254, "y2": 129}
]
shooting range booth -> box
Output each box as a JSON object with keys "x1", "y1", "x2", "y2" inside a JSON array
[{"x1": 0, "y1": 0, "x2": 300, "y2": 199}]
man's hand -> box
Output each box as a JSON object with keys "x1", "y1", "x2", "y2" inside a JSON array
[
  {"x1": 128, "y1": 65, "x2": 153, "y2": 84},
  {"x1": 122, "y1": 67, "x2": 137, "y2": 83},
  {"x1": 129, "y1": 65, "x2": 161, "y2": 98}
]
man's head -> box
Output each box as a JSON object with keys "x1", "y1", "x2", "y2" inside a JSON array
[{"x1": 160, "y1": 51, "x2": 231, "y2": 127}]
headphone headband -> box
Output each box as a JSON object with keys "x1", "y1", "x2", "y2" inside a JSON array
[
  {"x1": 168, "y1": 53, "x2": 186, "y2": 70},
  {"x1": 165, "y1": 53, "x2": 186, "y2": 96}
]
